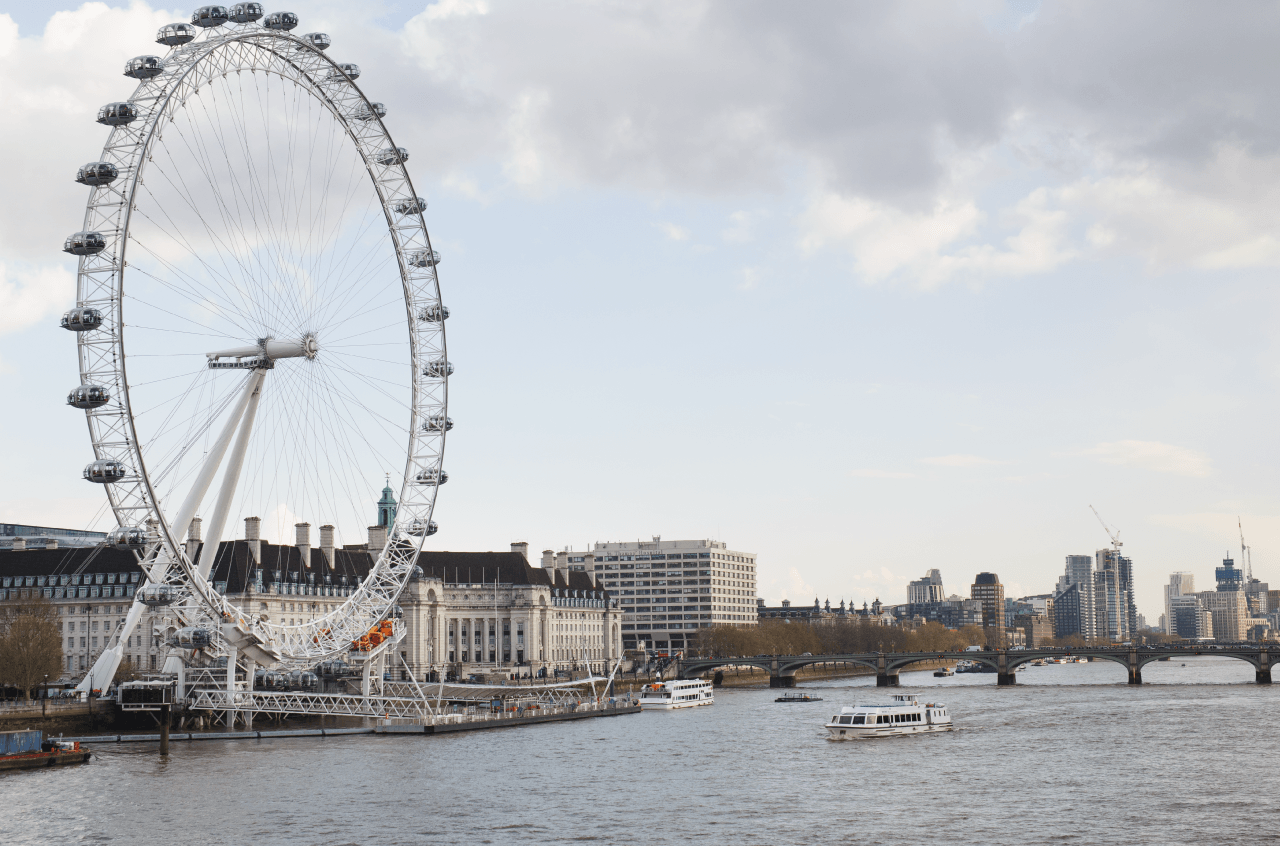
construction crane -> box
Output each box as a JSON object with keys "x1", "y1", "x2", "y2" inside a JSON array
[
  {"x1": 1089, "y1": 505, "x2": 1122, "y2": 554},
  {"x1": 1238, "y1": 516, "x2": 1253, "y2": 582}
]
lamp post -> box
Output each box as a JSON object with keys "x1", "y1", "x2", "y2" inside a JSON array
[{"x1": 42, "y1": 675, "x2": 48, "y2": 717}]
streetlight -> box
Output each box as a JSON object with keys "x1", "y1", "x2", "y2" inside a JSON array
[{"x1": 42, "y1": 674, "x2": 48, "y2": 717}]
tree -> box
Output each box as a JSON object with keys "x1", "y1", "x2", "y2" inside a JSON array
[
  {"x1": 0, "y1": 595, "x2": 64, "y2": 701},
  {"x1": 113, "y1": 657, "x2": 141, "y2": 686}
]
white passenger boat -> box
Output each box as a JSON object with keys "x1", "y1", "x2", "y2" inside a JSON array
[
  {"x1": 638, "y1": 679, "x2": 714, "y2": 710},
  {"x1": 825, "y1": 694, "x2": 953, "y2": 740}
]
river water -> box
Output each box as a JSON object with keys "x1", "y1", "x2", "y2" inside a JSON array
[{"x1": 2, "y1": 657, "x2": 1276, "y2": 845}]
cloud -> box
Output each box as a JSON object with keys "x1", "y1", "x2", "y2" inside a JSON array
[
  {"x1": 850, "y1": 468, "x2": 915, "y2": 479},
  {"x1": 655, "y1": 222, "x2": 690, "y2": 241},
  {"x1": 0, "y1": 262, "x2": 74, "y2": 337},
  {"x1": 1081, "y1": 440, "x2": 1212, "y2": 477},
  {"x1": 919, "y1": 454, "x2": 1007, "y2": 468}
]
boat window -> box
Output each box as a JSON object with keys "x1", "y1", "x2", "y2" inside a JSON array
[
  {"x1": 838, "y1": 716, "x2": 853, "y2": 725},
  {"x1": 851, "y1": 715, "x2": 865, "y2": 725}
]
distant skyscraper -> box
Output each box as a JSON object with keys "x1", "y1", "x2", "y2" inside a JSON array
[
  {"x1": 1164, "y1": 573, "x2": 1195, "y2": 635},
  {"x1": 971, "y1": 573, "x2": 1005, "y2": 629},
  {"x1": 1054, "y1": 555, "x2": 1097, "y2": 640},
  {"x1": 1216, "y1": 557, "x2": 1244, "y2": 592},
  {"x1": 1094, "y1": 549, "x2": 1131, "y2": 642},
  {"x1": 907, "y1": 569, "x2": 945, "y2": 605}
]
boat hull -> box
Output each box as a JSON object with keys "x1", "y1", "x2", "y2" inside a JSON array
[
  {"x1": 0, "y1": 750, "x2": 92, "y2": 771},
  {"x1": 639, "y1": 698, "x2": 714, "y2": 710},
  {"x1": 825, "y1": 723, "x2": 953, "y2": 740}
]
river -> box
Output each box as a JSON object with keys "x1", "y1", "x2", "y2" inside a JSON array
[{"x1": 2, "y1": 657, "x2": 1275, "y2": 845}]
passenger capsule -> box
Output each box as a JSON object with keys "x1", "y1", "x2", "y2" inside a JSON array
[
  {"x1": 390, "y1": 605, "x2": 405, "y2": 619},
  {"x1": 407, "y1": 565, "x2": 425, "y2": 582},
  {"x1": 75, "y1": 162, "x2": 119, "y2": 187},
  {"x1": 354, "y1": 102, "x2": 386, "y2": 121},
  {"x1": 423, "y1": 414, "x2": 453, "y2": 433},
  {"x1": 423, "y1": 358, "x2": 453, "y2": 378},
  {"x1": 375, "y1": 147, "x2": 409, "y2": 166},
  {"x1": 83, "y1": 459, "x2": 128, "y2": 484},
  {"x1": 408, "y1": 249, "x2": 440, "y2": 268},
  {"x1": 327, "y1": 62, "x2": 360, "y2": 81},
  {"x1": 96, "y1": 102, "x2": 138, "y2": 126},
  {"x1": 405, "y1": 519, "x2": 438, "y2": 537},
  {"x1": 298, "y1": 32, "x2": 330, "y2": 50},
  {"x1": 67, "y1": 384, "x2": 110, "y2": 409},
  {"x1": 263, "y1": 11, "x2": 299, "y2": 30},
  {"x1": 418, "y1": 304, "x2": 449, "y2": 323},
  {"x1": 63, "y1": 231, "x2": 107, "y2": 256},
  {"x1": 191, "y1": 5, "x2": 229, "y2": 27},
  {"x1": 170, "y1": 626, "x2": 211, "y2": 648},
  {"x1": 123, "y1": 55, "x2": 164, "y2": 80},
  {"x1": 414, "y1": 468, "x2": 448, "y2": 486},
  {"x1": 139, "y1": 584, "x2": 177, "y2": 606},
  {"x1": 227, "y1": 2, "x2": 263, "y2": 23},
  {"x1": 61, "y1": 308, "x2": 103, "y2": 332},
  {"x1": 394, "y1": 197, "x2": 427, "y2": 216},
  {"x1": 156, "y1": 22, "x2": 196, "y2": 45},
  {"x1": 108, "y1": 527, "x2": 148, "y2": 551}
]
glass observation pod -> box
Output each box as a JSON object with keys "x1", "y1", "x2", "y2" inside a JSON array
[
  {"x1": 170, "y1": 627, "x2": 211, "y2": 649},
  {"x1": 423, "y1": 358, "x2": 453, "y2": 378},
  {"x1": 394, "y1": 197, "x2": 427, "y2": 216},
  {"x1": 75, "y1": 162, "x2": 119, "y2": 186},
  {"x1": 315, "y1": 660, "x2": 350, "y2": 675},
  {"x1": 390, "y1": 605, "x2": 405, "y2": 619},
  {"x1": 61, "y1": 308, "x2": 104, "y2": 332},
  {"x1": 408, "y1": 249, "x2": 440, "y2": 268},
  {"x1": 191, "y1": 5, "x2": 229, "y2": 27},
  {"x1": 405, "y1": 519, "x2": 438, "y2": 536},
  {"x1": 64, "y1": 231, "x2": 107, "y2": 255},
  {"x1": 108, "y1": 526, "x2": 148, "y2": 551},
  {"x1": 139, "y1": 584, "x2": 177, "y2": 606},
  {"x1": 96, "y1": 103, "x2": 138, "y2": 126},
  {"x1": 156, "y1": 22, "x2": 196, "y2": 46},
  {"x1": 423, "y1": 414, "x2": 453, "y2": 433},
  {"x1": 414, "y1": 468, "x2": 448, "y2": 486},
  {"x1": 355, "y1": 102, "x2": 386, "y2": 121},
  {"x1": 298, "y1": 32, "x2": 330, "y2": 50},
  {"x1": 228, "y1": 2, "x2": 263, "y2": 23},
  {"x1": 375, "y1": 147, "x2": 409, "y2": 165},
  {"x1": 67, "y1": 384, "x2": 110, "y2": 409},
  {"x1": 407, "y1": 565, "x2": 425, "y2": 582},
  {"x1": 418, "y1": 303, "x2": 448, "y2": 323},
  {"x1": 124, "y1": 55, "x2": 164, "y2": 79},
  {"x1": 327, "y1": 62, "x2": 360, "y2": 81},
  {"x1": 83, "y1": 459, "x2": 128, "y2": 484},
  {"x1": 263, "y1": 11, "x2": 299, "y2": 30}
]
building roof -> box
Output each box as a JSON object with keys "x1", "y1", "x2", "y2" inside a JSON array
[
  {"x1": 973, "y1": 572, "x2": 1001, "y2": 585},
  {"x1": 415, "y1": 551, "x2": 603, "y2": 593}
]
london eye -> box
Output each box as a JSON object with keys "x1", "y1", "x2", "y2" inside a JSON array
[{"x1": 64, "y1": 3, "x2": 448, "y2": 688}]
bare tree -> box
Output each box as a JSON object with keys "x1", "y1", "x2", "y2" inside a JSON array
[{"x1": 0, "y1": 595, "x2": 64, "y2": 701}]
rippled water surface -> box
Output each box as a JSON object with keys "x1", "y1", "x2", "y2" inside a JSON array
[{"x1": 3, "y1": 658, "x2": 1278, "y2": 845}]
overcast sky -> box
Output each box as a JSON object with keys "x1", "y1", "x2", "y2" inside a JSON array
[{"x1": 5, "y1": 0, "x2": 1280, "y2": 619}]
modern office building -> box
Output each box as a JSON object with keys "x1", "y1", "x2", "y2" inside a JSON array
[
  {"x1": 1201, "y1": 583, "x2": 1248, "y2": 642},
  {"x1": 1054, "y1": 555, "x2": 1097, "y2": 640},
  {"x1": 587, "y1": 537, "x2": 757, "y2": 654},
  {"x1": 907, "y1": 569, "x2": 946, "y2": 605},
  {"x1": 1170, "y1": 594, "x2": 1213, "y2": 640},
  {"x1": 1164, "y1": 573, "x2": 1195, "y2": 635},
  {"x1": 970, "y1": 573, "x2": 1005, "y2": 629},
  {"x1": 1093, "y1": 559, "x2": 1130, "y2": 642},
  {"x1": 1013, "y1": 613, "x2": 1054, "y2": 647}
]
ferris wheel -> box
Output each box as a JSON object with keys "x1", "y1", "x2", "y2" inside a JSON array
[{"x1": 65, "y1": 4, "x2": 449, "y2": 686}]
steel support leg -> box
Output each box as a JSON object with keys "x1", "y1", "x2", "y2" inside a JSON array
[{"x1": 197, "y1": 371, "x2": 266, "y2": 580}]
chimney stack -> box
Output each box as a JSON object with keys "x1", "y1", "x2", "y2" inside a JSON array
[
  {"x1": 243, "y1": 516, "x2": 259, "y2": 564},
  {"x1": 45, "y1": 539, "x2": 58, "y2": 550},
  {"x1": 554, "y1": 550, "x2": 569, "y2": 584},
  {"x1": 320, "y1": 524, "x2": 336, "y2": 569},
  {"x1": 296, "y1": 522, "x2": 311, "y2": 569},
  {"x1": 188, "y1": 516, "x2": 204, "y2": 562},
  {"x1": 368, "y1": 525, "x2": 387, "y2": 552},
  {"x1": 585, "y1": 553, "x2": 597, "y2": 586},
  {"x1": 12, "y1": 537, "x2": 25, "y2": 551},
  {"x1": 511, "y1": 541, "x2": 529, "y2": 561},
  {"x1": 541, "y1": 549, "x2": 554, "y2": 569}
]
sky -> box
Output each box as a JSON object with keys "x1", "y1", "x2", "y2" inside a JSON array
[{"x1": 3, "y1": 0, "x2": 1280, "y2": 620}]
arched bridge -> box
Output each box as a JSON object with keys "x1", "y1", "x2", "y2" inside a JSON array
[{"x1": 677, "y1": 645, "x2": 1279, "y2": 687}]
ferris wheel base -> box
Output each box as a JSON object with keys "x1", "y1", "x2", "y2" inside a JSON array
[{"x1": 75, "y1": 646, "x2": 124, "y2": 696}]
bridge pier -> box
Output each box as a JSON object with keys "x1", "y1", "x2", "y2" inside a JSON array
[
  {"x1": 713, "y1": 671, "x2": 724, "y2": 687},
  {"x1": 1257, "y1": 668, "x2": 1272, "y2": 685},
  {"x1": 997, "y1": 673, "x2": 1017, "y2": 686},
  {"x1": 1128, "y1": 668, "x2": 1142, "y2": 685},
  {"x1": 770, "y1": 675, "x2": 795, "y2": 688},
  {"x1": 876, "y1": 673, "x2": 899, "y2": 687}
]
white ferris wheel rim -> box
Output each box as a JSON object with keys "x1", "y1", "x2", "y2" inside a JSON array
[{"x1": 71, "y1": 17, "x2": 447, "y2": 666}]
